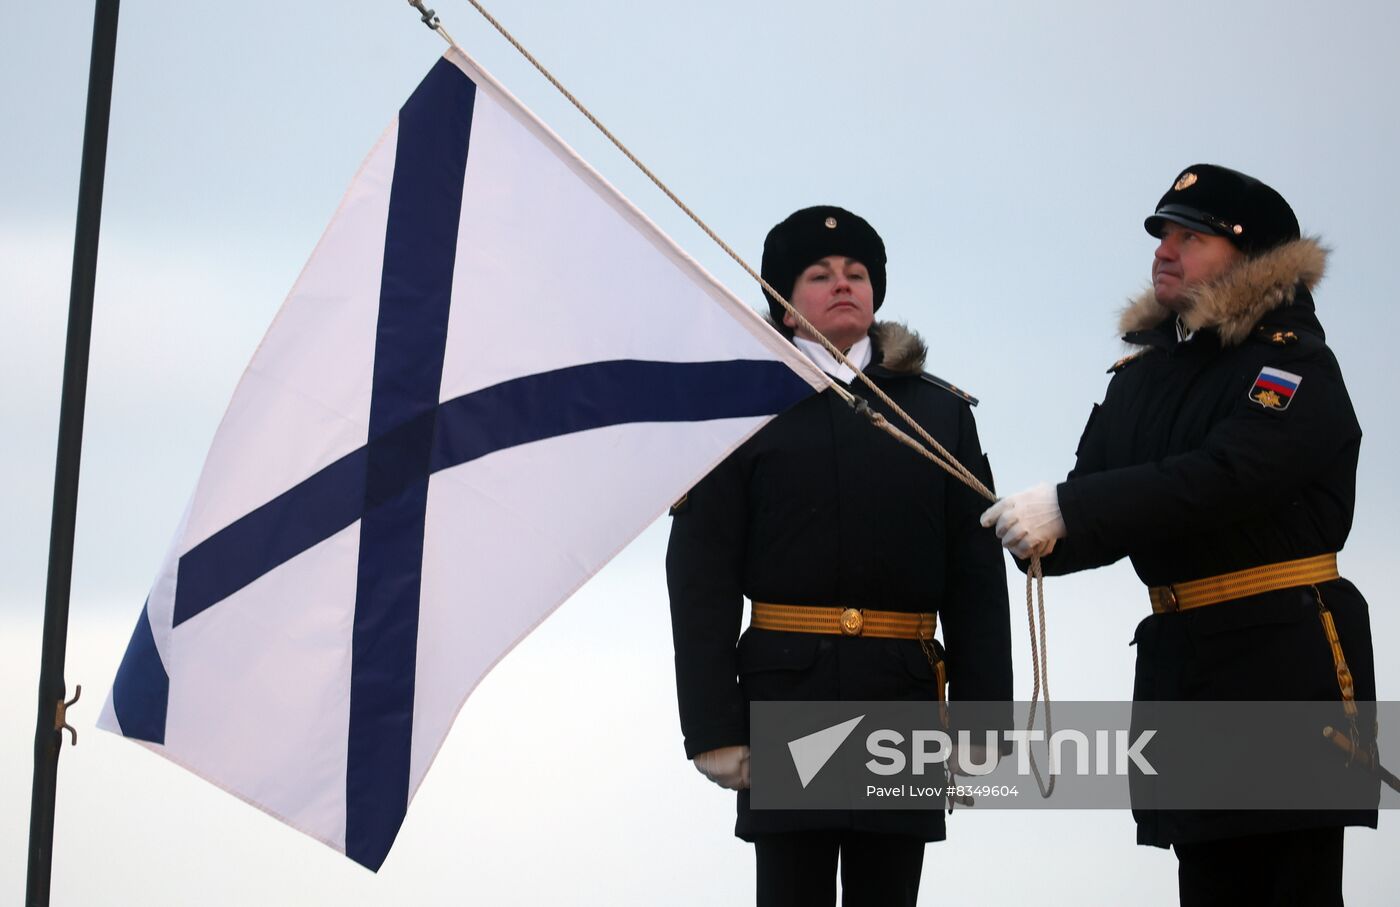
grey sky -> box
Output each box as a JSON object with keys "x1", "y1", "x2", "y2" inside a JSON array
[{"x1": 3, "y1": 1, "x2": 1397, "y2": 903}]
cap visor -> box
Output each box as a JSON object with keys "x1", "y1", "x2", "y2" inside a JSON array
[{"x1": 1144, "y1": 210, "x2": 1227, "y2": 238}]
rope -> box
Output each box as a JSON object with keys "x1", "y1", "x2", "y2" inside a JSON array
[
  {"x1": 855, "y1": 403, "x2": 1054, "y2": 794},
  {"x1": 1023, "y1": 557, "x2": 1054, "y2": 797},
  {"x1": 403, "y1": 0, "x2": 1054, "y2": 796}
]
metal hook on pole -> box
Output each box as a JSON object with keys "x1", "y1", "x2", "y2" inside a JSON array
[{"x1": 54, "y1": 685, "x2": 82, "y2": 747}]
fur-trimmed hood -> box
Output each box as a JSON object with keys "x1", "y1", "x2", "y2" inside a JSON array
[
  {"x1": 1118, "y1": 236, "x2": 1329, "y2": 347},
  {"x1": 763, "y1": 317, "x2": 928, "y2": 375}
]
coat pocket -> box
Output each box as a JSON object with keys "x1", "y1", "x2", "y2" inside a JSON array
[
  {"x1": 736, "y1": 628, "x2": 828, "y2": 701},
  {"x1": 1182, "y1": 589, "x2": 1335, "y2": 699},
  {"x1": 899, "y1": 640, "x2": 947, "y2": 711},
  {"x1": 855, "y1": 638, "x2": 943, "y2": 703}
]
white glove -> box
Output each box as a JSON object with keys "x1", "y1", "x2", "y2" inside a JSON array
[
  {"x1": 693, "y1": 745, "x2": 751, "y2": 790},
  {"x1": 980, "y1": 482, "x2": 1066, "y2": 559}
]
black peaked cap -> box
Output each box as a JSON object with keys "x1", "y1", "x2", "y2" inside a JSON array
[{"x1": 1145, "y1": 164, "x2": 1300, "y2": 255}]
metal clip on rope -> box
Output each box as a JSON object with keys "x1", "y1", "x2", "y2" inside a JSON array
[{"x1": 407, "y1": 0, "x2": 440, "y2": 29}]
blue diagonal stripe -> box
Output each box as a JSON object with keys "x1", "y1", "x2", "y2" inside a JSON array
[
  {"x1": 171, "y1": 359, "x2": 811, "y2": 629},
  {"x1": 344, "y1": 56, "x2": 477, "y2": 871},
  {"x1": 173, "y1": 447, "x2": 369, "y2": 628},
  {"x1": 431, "y1": 358, "x2": 811, "y2": 471},
  {"x1": 110, "y1": 602, "x2": 169, "y2": 744}
]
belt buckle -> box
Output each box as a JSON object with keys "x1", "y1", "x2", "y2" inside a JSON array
[
  {"x1": 839, "y1": 608, "x2": 864, "y2": 636},
  {"x1": 1160, "y1": 585, "x2": 1180, "y2": 613}
]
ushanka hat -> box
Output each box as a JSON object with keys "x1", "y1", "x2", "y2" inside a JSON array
[
  {"x1": 1145, "y1": 164, "x2": 1300, "y2": 256},
  {"x1": 760, "y1": 205, "x2": 887, "y2": 323}
]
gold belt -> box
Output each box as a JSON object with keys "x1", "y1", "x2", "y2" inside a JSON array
[
  {"x1": 750, "y1": 602, "x2": 936, "y2": 640},
  {"x1": 751, "y1": 601, "x2": 949, "y2": 718},
  {"x1": 1148, "y1": 553, "x2": 1339, "y2": 614},
  {"x1": 1149, "y1": 552, "x2": 1358, "y2": 721},
  {"x1": 1148, "y1": 554, "x2": 1399, "y2": 792}
]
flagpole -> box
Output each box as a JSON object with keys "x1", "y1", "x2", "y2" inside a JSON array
[{"x1": 26, "y1": 1, "x2": 121, "y2": 904}]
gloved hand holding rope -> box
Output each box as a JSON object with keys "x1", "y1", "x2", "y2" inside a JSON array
[{"x1": 981, "y1": 483, "x2": 1065, "y2": 560}]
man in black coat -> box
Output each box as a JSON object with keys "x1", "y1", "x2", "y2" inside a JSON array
[
  {"x1": 983, "y1": 165, "x2": 1379, "y2": 906},
  {"x1": 667, "y1": 206, "x2": 1013, "y2": 907}
]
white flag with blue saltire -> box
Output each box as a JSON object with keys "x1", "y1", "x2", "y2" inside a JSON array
[{"x1": 97, "y1": 46, "x2": 827, "y2": 871}]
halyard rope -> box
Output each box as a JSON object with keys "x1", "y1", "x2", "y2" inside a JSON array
[{"x1": 405, "y1": 0, "x2": 1056, "y2": 797}]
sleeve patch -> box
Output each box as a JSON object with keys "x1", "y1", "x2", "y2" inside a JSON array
[{"x1": 1249, "y1": 366, "x2": 1302, "y2": 411}]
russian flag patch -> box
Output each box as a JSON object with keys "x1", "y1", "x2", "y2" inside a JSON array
[{"x1": 1249, "y1": 366, "x2": 1302, "y2": 410}]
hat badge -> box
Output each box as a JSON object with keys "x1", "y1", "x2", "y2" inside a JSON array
[
  {"x1": 824, "y1": 216, "x2": 838, "y2": 229},
  {"x1": 1174, "y1": 172, "x2": 1198, "y2": 191}
]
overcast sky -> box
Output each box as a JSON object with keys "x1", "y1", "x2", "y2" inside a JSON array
[{"x1": 3, "y1": 1, "x2": 1398, "y2": 903}]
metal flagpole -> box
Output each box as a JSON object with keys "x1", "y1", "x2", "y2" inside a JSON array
[{"x1": 26, "y1": 1, "x2": 121, "y2": 904}]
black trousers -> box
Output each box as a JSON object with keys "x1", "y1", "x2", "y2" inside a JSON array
[
  {"x1": 1175, "y1": 827, "x2": 1344, "y2": 907},
  {"x1": 754, "y1": 831, "x2": 925, "y2": 907}
]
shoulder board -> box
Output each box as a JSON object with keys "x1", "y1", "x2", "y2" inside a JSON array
[
  {"x1": 1108, "y1": 349, "x2": 1150, "y2": 373},
  {"x1": 1252, "y1": 324, "x2": 1301, "y2": 347},
  {"x1": 918, "y1": 372, "x2": 978, "y2": 406},
  {"x1": 668, "y1": 492, "x2": 689, "y2": 516}
]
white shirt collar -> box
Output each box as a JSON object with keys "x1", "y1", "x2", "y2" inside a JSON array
[
  {"x1": 793, "y1": 334, "x2": 873, "y2": 384},
  {"x1": 1175, "y1": 316, "x2": 1196, "y2": 343}
]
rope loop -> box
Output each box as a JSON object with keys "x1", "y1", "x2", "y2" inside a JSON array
[{"x1": 1023, "y1": 555, "x2": 1055, "y2": 797}]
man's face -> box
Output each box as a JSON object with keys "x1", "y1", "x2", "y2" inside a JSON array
[
  {"x1": 782, "y1": 255, "x2": 876, "y2": 351},
  {"x1": 1151, "y1": 222, "x2": 1243, "y2": 313}
]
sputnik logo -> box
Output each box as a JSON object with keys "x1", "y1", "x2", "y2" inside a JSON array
[{"x1": 787, "y1": 715, "x2": 865, "y2": 788}]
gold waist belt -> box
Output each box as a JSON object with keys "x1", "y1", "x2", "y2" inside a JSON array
[
  {"x1": 1148, "y1": 553, "x2": 1339, "y2": 614},
  {"x1": 751, "y1": 602, "x2": 936, "y2": 639}
]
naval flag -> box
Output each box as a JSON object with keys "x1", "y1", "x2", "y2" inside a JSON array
[{"x1": 98, "y1": 47, "x2": 826, "y2": 870}]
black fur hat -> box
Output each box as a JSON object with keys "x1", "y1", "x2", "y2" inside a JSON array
[
  {"x1": 1145, "y1": 164, "x2": 1299, "y2": 256},
  {"x1": 760, "y1": 205, "x2": 887, "y2": 323}
]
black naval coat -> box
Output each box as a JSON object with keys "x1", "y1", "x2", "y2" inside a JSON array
[
  {"x1": 1037, "y1": 237, "x2": 1380, "y2": 847},
  {"x1": 667, "y1": 321, "x2": 1013, "y2": 841}
]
